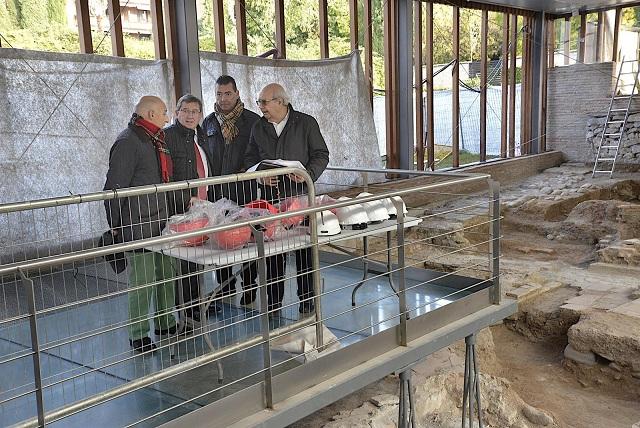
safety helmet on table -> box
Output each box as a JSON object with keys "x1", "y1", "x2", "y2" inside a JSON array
[
  {"x1": 168, "y1": 215, "x2": 210, "y2": 246},
  {"x1": 335, "y1": 197, "x2": 369, "y2": 230},
  {"x1": 211, "y1": 225, "x2": 252, "y2": 250},
  {"x1": 244, "y1": 199, "x2": 279, "y2": 240},
  {"x1": 316, "y1": 210, "x2": 341, "y2": 236},
  {"x1": 381, "y1": 196, "x2": 408, "y2": 219},
  {"x1": 279, "y1": 197, "x2": 307, "y2": 228},
  {"x1": 357, "y1": 192, "x2": 390, "y2": 223}
]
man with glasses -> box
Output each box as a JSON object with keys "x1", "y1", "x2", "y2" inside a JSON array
[
  {"x1": 245, "y1": 83, "x2": 329, "y2": 315},
  {"x1": 202, "y1": 75, "x2": 261, "y2": 307},
  {"x1": 164, "y1": 94, "x2": 210, "y2": 324}
]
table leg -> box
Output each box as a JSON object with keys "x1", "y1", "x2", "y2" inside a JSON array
[{"x1": 350, "y1": 236, "x2": 370, "y2": 306}]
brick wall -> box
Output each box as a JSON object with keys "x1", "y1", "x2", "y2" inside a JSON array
[{"x1": 547, "y1": 62, "x2": 614, "y2": 162}]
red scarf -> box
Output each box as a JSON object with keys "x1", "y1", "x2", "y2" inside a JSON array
[{"x1": 132, "y1": 114, "x2": 173, "y2": 183}]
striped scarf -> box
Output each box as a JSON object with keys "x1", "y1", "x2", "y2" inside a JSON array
[
  {"x1": 214, "y1": 100, "x2": 244, "y2": 144},
  {"x1": 131, "y1": 114, "x2": 173, "y2": 183}
]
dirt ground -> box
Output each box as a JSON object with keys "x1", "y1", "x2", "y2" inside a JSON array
[
  {"x1": 292, "y1": 166, "x2": 640, "y2": 427},
  {"x1": 489, "y1": 325, "x2": 640, "y2": 428}
]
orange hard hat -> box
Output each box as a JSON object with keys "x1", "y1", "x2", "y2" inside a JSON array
[
  {"x1": 169, "y1": 216, "x2": 210, "y2": 246},
  {"x1": 279, "y1": 197, "x2": 306, "y2": 228},
  {"x1": 211, "y1": 225, "x2": 252, "y2": 250}
]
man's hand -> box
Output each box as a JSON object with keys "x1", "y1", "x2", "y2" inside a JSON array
[
  {"x1": 110, "y1": 229, "x2": 119, "y2": 236},
  {"x1": 260, "y1": 176, "x2": 280, "y2": 187},
  {"x1": 288, "y1": 173, "x2": 305, "y2": 183}
]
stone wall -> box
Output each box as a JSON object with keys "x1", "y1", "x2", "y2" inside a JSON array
[{"x1": 586, "y1": 110, "x2": 640, "y2": 165}]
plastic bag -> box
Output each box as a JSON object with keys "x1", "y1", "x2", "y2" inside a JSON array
[
  {"x1": 164, "y1": 212, "x2": 210, "y2": 247},
  {"x1": 191, "y1": 198, "x2": 242, "y2": 226},
  {"x1": 244, "y1": 200, "x2": 280, "y2": 241},
  {"x1": 279, "y1": 197, "x2": 308, "y2": 228},
  {"x1": 210, "y1": 206, "x2": 252, "y2": 250}
]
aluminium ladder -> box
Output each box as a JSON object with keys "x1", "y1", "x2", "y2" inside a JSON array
[{"x1": 592, "y1": 58, "x2": 640, "y2": 178}]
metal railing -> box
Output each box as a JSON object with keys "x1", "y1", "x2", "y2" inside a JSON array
[{"x1": 0, "y1": 166, "x2": 501, "y2": 427}]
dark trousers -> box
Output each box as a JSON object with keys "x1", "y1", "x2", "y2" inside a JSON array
[
  {"x1": 266, "y1": 248, "x2": 313, "y2": 305},
  {"x1": 177, "y1": 260, "x2": 201, "y2": 315},
  {"x1": 215, "y1": 262, "x2": 258, "y2": 294}
]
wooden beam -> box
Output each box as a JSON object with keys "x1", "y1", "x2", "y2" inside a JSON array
[
  {"x1": 425, "y1": 2, "x2": 434, "y2": 170},
  {"x1": 151, "y1": 0, "x2": 166, "y2": 60},
  {"x1": 612, "y1": 7, "x2": 622, "y2": 62},
  {"x1": 319, "y1": 0, "x2": 329, "y2": 58},
  {"x1": 548, "y1": 17, "x2": 555, "y2": 68},
  {"x1": 75, "y1": 0, "x2": 93, "y2": 54},
  {"x1": 107, "y1": 0, "x2": 125, "y2": 56},
  {"x1": 508, "y1": 14, "x2": 517, "y2": 157},
  {"x1": 349, "y1": 0, "x2": 358, "y2": 51},
  {"x1": 564, "y1": 17, "x2": 570, "y2": 65},
  {"x1": 235, "y1": 0, "x2": 248, "y2": 55},
  {"x1": 213, "y1": 0, "x2": 226, "y2": 53},
  {"x1": 275, "y1": 0, "x2": 286, "y2": 58},
  {"x1": 501, "y1": 13, "x2": 509, "y2": 158},
  {"x1": 596, "y1": 11, "x2": 603, "y2": 62},
  {"x1": 430, "y1": 0, "x2": 535, "y2": 17},
  {"x1": 480, "y1": 10, "x2": 488, "y2": 162},
  {"x1": 525, "y1": 16, "x2": 533, "y2": 153},
  {"x1": 578, "y1": 12, "x2": 586, "y2": 63},
  {"x1": 384, "y1": 0, "x2": 398, "y2": 168},
  {"x1": 452, "y1": 6, "x2": 460, "y2": 168},
  {"x1": 520, "y1": 16, "x2": 529, "y2": 154},
  {"x1": 541, "y1": 17, "x2": 550, "y2": 152},
  {"x1": 415, "y1": 0, "x2": 424, "y2": 170},
  {"x1": 364, "y1": 0, "x2": 373, "y2": 107},
  {"x1": 163, "y1": 0, "x2": 181, "y2": 102}
]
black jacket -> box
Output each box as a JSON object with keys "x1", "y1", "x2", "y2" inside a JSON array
[
  {"x1": 202, "y1": 108, "x2": 261, "y2": 205},
  {"x1": 103, "y1": 124, "x2": 169, "y2": 242},
  {"x1": 245, "y1": 106, "x2": 329, "y2": 201},
  {"x1": 164, "y1": 121, "x2": 213, "y2": 213}
]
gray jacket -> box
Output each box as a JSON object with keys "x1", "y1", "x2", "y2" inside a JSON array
[
  {"x1": 245, "y1": 106, "x2": 329, "y2": 201},
  {"x1": 103, "y1": 123, "x2": 169, "y2": 242}
]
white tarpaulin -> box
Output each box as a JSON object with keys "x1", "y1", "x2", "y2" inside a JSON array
[{"x1": 200, "y1": 51, "x2": 383, "y2": 192}]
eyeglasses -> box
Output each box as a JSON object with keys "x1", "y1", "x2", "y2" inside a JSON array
[
  {"x1": 255, "y1": 98, "x2": 279, "y2": 107},
  {"x1": 179, "y1": 108, "x2": 201, "y2": 116}
]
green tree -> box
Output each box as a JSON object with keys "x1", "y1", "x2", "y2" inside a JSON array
[
  {"x1": 16, "y1": 0, "x2": 47, "y2": 29},
  {"x1": 47, "y1": 0, "x2": 66, "y2": 25},
  {"x1": 2, "y1": 0, "x2": 19, "y2": 29}
]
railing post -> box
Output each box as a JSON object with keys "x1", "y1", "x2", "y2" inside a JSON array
[
  {"x1": 394, "y1": 199, "x2": 407, "y2": 347},
  {"x1": 305, "y1": 179, "x2": 324, "y2": 351},
  {"x1": 488, "y1": 180, "x2": 501, "y2": 304},
  {"x1": 254, "y1": 230, "x2": 273, "y2": 409},
  {"x1": 20, "y1": 269, "x2": 46, "y2": 427}
]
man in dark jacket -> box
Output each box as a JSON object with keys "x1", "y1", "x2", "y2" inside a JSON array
[
  {"x1": 104, "y1": 95, "x2": 176, "y2": 353},
  {"x1": 164, "y1": 94, "x2": 210, "y2": 322},
  {"x1": 202, "y1": 75, "x2": 261, "y2": 306},
  {"x1": 245, "y1": 83, "x2": 329, "y2": 315}
]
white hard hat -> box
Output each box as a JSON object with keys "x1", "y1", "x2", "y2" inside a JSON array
[
  {"x1": 382, "y1": 196, "x2": 408, "y2": 219},
  {"x1": 357, "y1": 192, "x2": 390, "y2": 223},
  {"x1": 316, "y1": 210, "x2": 341, "y2": 236},
  {"x1": 335, "y1": 197, "x2": 369, "y2": 230}
]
